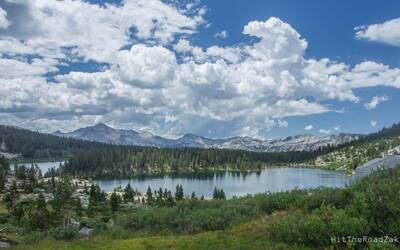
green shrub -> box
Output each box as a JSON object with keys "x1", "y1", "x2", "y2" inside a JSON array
[
  {"x1": 301, "y1": 188, "x2": 351, "y2": 212},
  {"x1": 268, "y1": 214, "x2": 302, "y2": 244},
  {"x1": 258, "y1": 190, "x2": 303, "y2": 213},
  {"x1": 330, "y1": 210, "x2": 369, "y2": 237},
  {"x1": 20, "y1": 231, "x2": 47, "y2": 244},
  {"x1": 0, "y1": 213, "x2": 9, "y2": 223},
  {"x1": 49, "y1": 227, "x2": 78, "y2": 240},
  {"x1": 298, "y1": 214, "x2": 330, "y2": 246}
]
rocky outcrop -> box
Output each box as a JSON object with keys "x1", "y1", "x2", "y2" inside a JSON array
[{"x1": 353, "y1": 155, "x2": 400, "y2": 180}]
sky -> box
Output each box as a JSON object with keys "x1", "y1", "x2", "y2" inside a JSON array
[{"x1": 0, "y1": 0, "x2": 400, "y2": 139}]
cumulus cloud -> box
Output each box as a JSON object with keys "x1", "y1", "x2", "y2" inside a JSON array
[
  {"x1": 173, "y1": 39, "x2": 241, "y2": 63},
  {"x1": 333, "y1": 126, "x2": 341, "y2": 131},
  {"x1": 304, "y1": 125, "x2": 313, "y2": 130},
  {"x1": 319, "y1": 129, "x2": 331, "y2": 135},
  {"x1": 113, "y1": 45, "x2": 177, "y2": 88},
  {"x1": 318, "y1": 126, "x2": 341, "y2": 135},
  {"x1": 1, "y1": 2, "x2": 400, "y2": 138},
  {"x1": 356, "y1": 18, "x2": 400, "y2": 47},
  {"x1": 364, "y1": 95, "x2": 390, "y2": 110},
  {"x1": 214, "y1": 30, "x2": 227, "y2": 39},
  {"x1": 0, "y1": 7, "x2": 10, "y2": 29},
  {"x1": 370, "y1": 120, "x2": 378, "y2": 127},
  {"x1": 0, "y1": 57, "x2": 58, "y2": 78},
  {"x1": 242, "y1": 17, "x2": 307, "y2": 64},
  {"x1": 0, "y1": 0, "x2": 204, "y2": 63}
]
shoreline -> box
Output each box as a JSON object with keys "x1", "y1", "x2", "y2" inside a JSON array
[
  {"x1": 7, "y1": 157, "x2": 355, "y2": 178},
  {"x1": 88, "y1": 164, "x2": 350, "y2": 181}
]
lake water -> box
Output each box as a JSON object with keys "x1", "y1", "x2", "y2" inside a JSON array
[
  {"x1": 16, "y1": 161, "x2": 64, "y2": 174},
  {"x1": 96, "y1": 167, "x2": 350, "y2": 198}
]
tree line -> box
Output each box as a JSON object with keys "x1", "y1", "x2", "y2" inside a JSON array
[
  {"x1": 0, "y1": 125, "x2": 110, "y2": 159},
  {"x1": 2, "y1": 122, "x2": 400, "y2": 178},
  {"x1": 62, "y1": 146, "x2": 336, "y2": 177}
]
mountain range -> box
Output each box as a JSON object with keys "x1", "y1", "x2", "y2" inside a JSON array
[{"x1": 53, "y1": 123, "x2": 362, "y2": 152}]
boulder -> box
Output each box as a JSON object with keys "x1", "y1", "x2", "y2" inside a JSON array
[
  {"x1": 79, "y1": 227, "x2": 94, "y2": 237},
  {"x1": 70, "y1": 218, "x2": 80, "y2": 230},
  {"x1": 0, "y1": 242, "x2": 11, "y2": 248}
]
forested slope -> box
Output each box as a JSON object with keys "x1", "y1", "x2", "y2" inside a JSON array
[
  {"x1": 63, "y1": 145, "x2": 336, "y2": 177},
  {"x1": 2, "y1": 122, "x2": 400, "y2": 176},
  {"x1": 0, "y1": 125, "x2": 114, "y2": 159}
]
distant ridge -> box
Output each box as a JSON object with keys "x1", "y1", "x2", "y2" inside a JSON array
[{"x1": 53, "y1": 123, "x2": 362, "y2": 152}]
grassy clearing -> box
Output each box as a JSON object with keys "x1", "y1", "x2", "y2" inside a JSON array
[{"x1": 16, "y1": 213, "x2": 310, "y2": 250}]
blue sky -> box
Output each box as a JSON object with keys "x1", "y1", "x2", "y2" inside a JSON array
[
  {"x1": 201, "y1": 0, "x2": 400, "y2": 66},
  {"x1": 0, "y1": 0, "x2": 399, "y2": 139},
  {"x1": 188, "y1": 0, "x2": 400, "y2": 137}
]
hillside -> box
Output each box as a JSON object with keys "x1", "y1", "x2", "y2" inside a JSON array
[
  {"x1": 0, "y1": 125, "x2": 338, "y2": 177},
  {"x1": 308, "y1": 122, "x2": 400, "y2": 173},
  {"x1": 0, "y1": 125, "x2": 112, "y2": 159},
  {"x1": 16, "y1": 216, "x2": 309, "y2": 250},
  {"x1": 0, "y1": 124, "x2": 358, "y2": 178},
  {"x1": 10, "y1": 163, "x2": 400, "y2": 249},
  {"x1": 2, "y1": 122, "x2": 400, "y2": 177}
]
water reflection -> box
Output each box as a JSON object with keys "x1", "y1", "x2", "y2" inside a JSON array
[
  {"x1": 96, "y1": 167, "x2": 350, "y2": 198},
  {"x1": 16, "y1": 161, "x2": 64, "y2": 175}
]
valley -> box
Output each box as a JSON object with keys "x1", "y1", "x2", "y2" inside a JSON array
[
  {"x1": 0, "y1": 123, "x2": 400, "y2": 249},
  {"x1": 1, "y1": 1, "x2": 399, "y2": 249}
]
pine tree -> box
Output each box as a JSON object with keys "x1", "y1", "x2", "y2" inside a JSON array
[
  {"x1": 52, "y1": 179, "x2": 73, "y2": 229},
  {"x1": 75, "y1": 198, "x2": 82, "y2": 216},
  {"x1": 175, "y1": 184, "x2": 184, "y2": 201},
  {"x1": 87, "y1": 202, "x2": 94, "y2": 217},
  {"x1": 3, "y1": 180, "x2": 19, "y2": 215},
  {"x1": 146, "y1": 186, "x2": 154, "y2": 204},
  {"x1": 213, "y1": 187, "x2": 218, "y2": 200},
  {"x1": 0, "y1": 157, "x2": 9, "y2": 191},
  {"x1": 156, "y1": 188, "x2": 163, "y2": 205},
  {"x1": 110, "y1": 191, "x2": 121, "y2": 212},
  {"x1": 30, "y1": 193, "x2": 49, "y2": 230},
  {"x1": 213, "y1": 187, "x2": 226, "y2": 200},
  {"x1": 165, "y1": 191, "x2": 175, "y2": 207},
  {"x1": 89, "y1": 184, "x2": 96, "y2": 204},
  {"x1": 37, "y1": 193, "x2": 47, "y2": 211},
  {"x1": 220, "y1": 189, "x2": 226, "y2": 200},
  {"x1": 123, "y1": 183, "x2": 135, "y2": 203}
]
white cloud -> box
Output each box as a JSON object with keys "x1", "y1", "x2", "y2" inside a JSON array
[
  {"x1": 344, "y1": 62, "x2": 400, "y2": 90},
  {"x1": 242, "y1": 17, "x2": 307, "y2": 64},
  {"x1": 364, "y1": 95, "x2": 390, "y2": 110},
  {"x1": 370, "y1": 120, "x2": 378, "y2": 127},
  {"x1": 173, "y1": 39, "x2": 241, "y2": 63},
  {"x1": 304, "y1": 125, "x2": 313, "y2": 130},
  {"x1": 173, "y1": 39, "x2": 193, "y2": 53},
  {"x1": 318, "y1": 125, "x2": 341, "y2": 135},
  {"x1": 113, "y1": 44, "x2": 177, "y2": 89},
  {"x1": 0, "y1": 0, "x2": 204, "y2": 63},
  {"x1": 1, "y1": 6, "x2": 400, "y2": 138},
  {"x1": 0, "y1": 7, "x2": 10, "y2": 29},
  {"x1": 277, "y1": 120, "x2": 288, "y2": 128},
  {"x1": 356, "y1": 18, "x2": 400, "y2": 47},
  {"x1": 0, "y1": 57, "x2": 58, "y2": 78},
  {"x1": 319, "y1": 129, "x2": 331, "y2": 135},
  {"x1": 214, "y1": 30, "x2": 227, "y2": 39}
]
